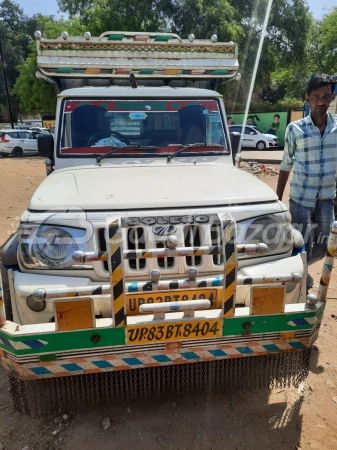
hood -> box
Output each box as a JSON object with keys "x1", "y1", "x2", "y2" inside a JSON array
[{"x1": 29, "y1": 163, "x2": 278, "y2": 211}]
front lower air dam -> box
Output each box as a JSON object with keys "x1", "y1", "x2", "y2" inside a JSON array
[{"x1": 0, "y1": 215, "x2": 334, "y2": 415}]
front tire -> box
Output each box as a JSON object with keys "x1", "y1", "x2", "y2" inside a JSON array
[
  {"x1": 256, "y1": 140, "x2": 266, "y2": 150},
  {"x1": 12, "y1": 147, "x2": 23, "y2": 157}
]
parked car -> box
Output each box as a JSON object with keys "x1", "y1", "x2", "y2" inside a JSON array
[
  {"x1": 0, "y1": 129, "x2": 39, "y2": 157},
  {"x1": 30, "y1": 127, "x2": 51, "y2": 134},
  {"x1": 228, "y1": 125, "x2": 279, "y2": 150}
]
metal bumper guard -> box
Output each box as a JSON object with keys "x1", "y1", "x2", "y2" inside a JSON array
[{"x1": 1, "y1": 216, "x2": 336, "y2": 382}]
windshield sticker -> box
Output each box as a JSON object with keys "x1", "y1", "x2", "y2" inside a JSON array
[
  {"x1": 64, "y1": 99, "x2": 220, "y2": 113},
  {"x1": 129, "y1": 112, "x2": 147, "y2": 120},
  {"x1": 209, "y1": 114, "x2": 221, "y2": 122}
]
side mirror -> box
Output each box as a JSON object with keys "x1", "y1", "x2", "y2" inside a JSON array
[
  {"x1": 230, "y1": 132, "x2": 241, "y2": 165},
  {"x1": 250, "y1": 132, "x2": 254, "y2": 135},
  {"x1": 38, "y1": 133, "x2": 54, "y2": 158}
]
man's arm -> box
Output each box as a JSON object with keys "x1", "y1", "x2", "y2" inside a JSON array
[
  {"x1": 276, "y1": 124, "x2": 295, "y2": 200},
  {"x1": 276, "y1": 170, "x2": 290, "y2": 201}
]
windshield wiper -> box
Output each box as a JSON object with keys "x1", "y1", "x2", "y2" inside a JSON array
[
  {"x1": 96, "y1": 146, "x2": 160, "y2": 164},
  {"x1": 166, "y1": 143, "x2": 224, "y2": 163}
]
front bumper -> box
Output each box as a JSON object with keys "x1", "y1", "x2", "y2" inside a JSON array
[
  {"x1": 10, "y1": 254, "x2": 306, "y2": 325},
  {"x1": 0, "y1": 302, "x2": 323, "y2": 381},
  {"x1": 0, "y1": 249, "x2": 322, "y2": 385}
]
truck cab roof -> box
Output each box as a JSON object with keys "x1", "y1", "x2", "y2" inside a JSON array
[{"x1": 58, "y1": 86, "x2": 223, "y2": 98}]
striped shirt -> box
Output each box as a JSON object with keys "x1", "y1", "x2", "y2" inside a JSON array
[{"x1": 280, "y1": 112, "x2": 337, "y2": 207}]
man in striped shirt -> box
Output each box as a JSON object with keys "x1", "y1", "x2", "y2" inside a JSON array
[{"x1": 276, "y1": 75, "x2": 337, "y2": 287}]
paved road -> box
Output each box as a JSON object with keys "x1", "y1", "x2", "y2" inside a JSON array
[{"x1": 240, "y1": 149, "x2": 283, "y2": 163}]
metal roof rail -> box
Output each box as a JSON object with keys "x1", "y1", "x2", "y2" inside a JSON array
[{"x1": 35, "y1": 30, "x2": 239, "y2": 88}]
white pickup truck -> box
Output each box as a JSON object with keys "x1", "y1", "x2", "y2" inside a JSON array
[
  {"x1": 1, "y1": 32, "x2": 320, "y2": 413},
  {"x1": 3, "y1": 30, "x2": 307, "y2": 325}
]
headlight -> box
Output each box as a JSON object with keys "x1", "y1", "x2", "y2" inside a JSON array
[
  {"x1": 236, "y1": 212, "x2": 293, "y2": 258},
  {"x1": 19, "y1": 224, "x2": 91, "y2": 269},
  {"x1": 34, "y1": 226, "x2": 79, "y2": 267}
]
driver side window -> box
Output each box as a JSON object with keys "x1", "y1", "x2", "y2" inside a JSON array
[{"x1": 245, "y1": 127, "x2": 256, "y2": 134}]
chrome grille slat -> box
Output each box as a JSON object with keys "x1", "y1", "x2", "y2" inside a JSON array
[
  {"x1": 127, "y1": 227, "x2": 146, "y2": 270},
  {"x1": 156, "y1": 241, "x2": 174, "y2": 268},
  {"x1": 211, "y1": 221, "x2": 223, "y2": 265},
  {"x1": 134, "y1": 227, "x2": 139, "y2": 270},
  {"x1": 184, "y1": 225, "x2": 202, "y2": 266}
]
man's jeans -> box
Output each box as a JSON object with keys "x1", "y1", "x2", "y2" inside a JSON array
[{"x1": 290, "y1": 198, "x2": 334, "y2": 263}]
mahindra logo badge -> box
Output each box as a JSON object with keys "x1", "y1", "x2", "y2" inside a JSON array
[{"x1": 152, "y1": 225, "x2": 177, "y2": 236}]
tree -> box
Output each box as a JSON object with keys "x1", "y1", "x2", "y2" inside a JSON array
[
  {"x1": 0, "y1": 0, "x2": 30, "y2": 120},
  {"x1": 268, "y1": 6, "x2": 337, "y2": 103},
  {"x1": 13, "y1": 16, "x2": 85, "y2": 114},
  {"x1": 57, "y1": 0, "x2": 166, "y2": 34},
  {"x1": 307, "y1": 7, "x2": 337, "y2": 75}
]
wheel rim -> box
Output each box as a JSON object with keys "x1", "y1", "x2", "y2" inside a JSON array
[
  {"x1": 257, "y1": 142, "x2": 265, "y2": 150},
  {"x1": 13, "y1": 148, "x2": 23, "y2": 157}
]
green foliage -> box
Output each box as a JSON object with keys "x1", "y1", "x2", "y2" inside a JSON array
[
  {"x1": 270, "y1": 66, "x2": 309, "y2": 100},
  {"x1": 0, "y1": 0, "x2": 29, "y2": 118},
  {"x1": 275, "y1": 97, "x2": 304, "y2": 111},
  {"x1": 13, "y1": 49, "x2": 56, "y2": 114},
  {"x1": 269, "y1": 6, "x2": 337, "y2": 100},
  {"x1": 13, "y1": 16, "x2": 86, "y2": 114},
  {"x1": 306, "y1": 7, "x2": 337, "y2": 74},
  {"x1": 57, "y1": 0, "x2": 166, "y2": 34},
  {"x1": 228, "y1": 97, "x2": 303, "y2": 113}
]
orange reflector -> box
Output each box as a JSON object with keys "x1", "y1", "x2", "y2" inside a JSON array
[
  {"x1": 55, "y1": 299, "x2": 94, "y2": 331},
  {"x1": 85, "y1": 68, "x2": 101, "y2": 74},
  {"x1": 134, "y1": 35, "x2": 149, "y2": 41},
  {"x1": 280, "y1": 331, "x2": 296, "y2": 341},
  {"x1": 250, "y1": 286, "x2": 285, "y2": 315},
  {"x1": 116, "y1": 68, "x2": 131, "y2": 74},
  {"x1": 164, "y1": 69, "x2": 180, "y2": 75}
]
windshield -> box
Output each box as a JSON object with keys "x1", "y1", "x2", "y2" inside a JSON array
[{"x1": 59, "y1": 99, "x2": 228, "y2": 157}]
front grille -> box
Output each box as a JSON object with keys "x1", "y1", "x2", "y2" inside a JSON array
[
  {"x1": 210, "y1": 222, "x2": 223, "y2": 265},
  {"x1": 127, "y1": 227, "x2": 146, "y2": 269},
  {"x1": 184, "y1": 225, "x2": 202, "y2": 266},
  {"x1": 156, "y1": 241, "x2": 174, "y2": 268},
  {"x1": 99, "y1": 227, "x2": 146, "y2": 270},
  {"x1": 98, "y1": 222, "x2": 217, "y2": 274}
]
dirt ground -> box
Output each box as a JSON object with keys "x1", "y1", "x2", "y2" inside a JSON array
[{"x1": 0, "y1": 156, "x2": 336, "y2": 450}]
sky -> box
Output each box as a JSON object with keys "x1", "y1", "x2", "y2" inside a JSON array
[
  {"x1": 15, "y1": 0, "x2": 337, "y2": 20},
  {"x1": 16, "y1": 0, "x2": 62, "y2": 17}
]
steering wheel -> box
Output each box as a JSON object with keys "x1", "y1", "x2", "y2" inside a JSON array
[{"x1": 87, "y1": 131, "x2": 131, "y2": 147}]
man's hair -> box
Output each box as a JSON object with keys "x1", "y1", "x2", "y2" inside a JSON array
[
  {"x1": 307, "y1": 75, "x2": 336, "y2": 95},
  {"x1": 274, "y1": 114, "x2": 280, "y2": 119}
]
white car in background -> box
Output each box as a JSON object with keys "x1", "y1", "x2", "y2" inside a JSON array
[
  {"x1": 228, "y1": 124, "x2": 279, "y2": 150},
  {"x1": 0, "y1": 129, "x2": 39, "y2": 157},
  {"x1": 30, "y1": 127, "x2": 51, "y2": 134}
]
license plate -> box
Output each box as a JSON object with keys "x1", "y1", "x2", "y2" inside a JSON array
[
  {"x1": 126, "y1": 319, "x2": 222, "y2": 345},
  {"x1": 126, "y1": 288, "x2": 219, "y2": 315}
]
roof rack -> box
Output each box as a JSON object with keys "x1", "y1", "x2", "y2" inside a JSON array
[{"x1": 35, "y1": 31, "x2": 239, "y2": 87}]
